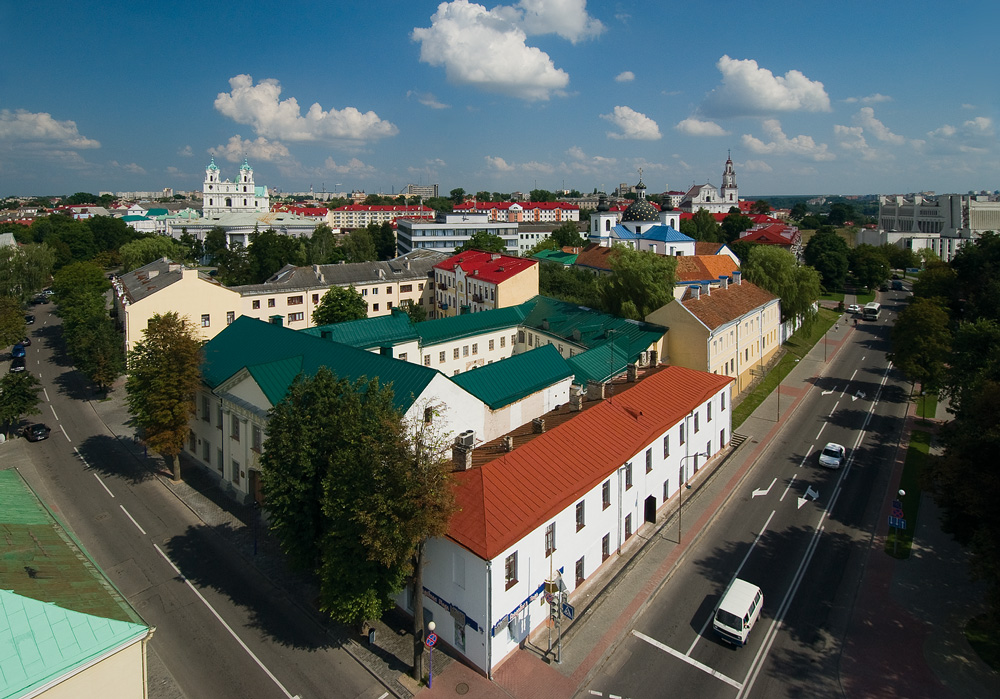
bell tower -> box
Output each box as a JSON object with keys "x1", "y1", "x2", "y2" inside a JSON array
[{"x1": 721, "y1": 151, "x2": 738, "y2": 204}]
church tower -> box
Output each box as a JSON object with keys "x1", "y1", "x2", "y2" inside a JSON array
[
  {"x1": 721, "y1": 151, "x2": 738, "y2": 205},
  {"x1": 589, "y1": 194, "x2": 618, "y2": 247},
  {"x1": 202, "y1": 156, "x2": 269, "y2": 217}
]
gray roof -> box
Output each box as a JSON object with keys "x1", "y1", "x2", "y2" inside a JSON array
[
  {"x1": 117, "y1": 257, "x2": 217, "y2": 304},
  {"x1": 231, "y1": 249, "x2": 448, "y2": 296}
]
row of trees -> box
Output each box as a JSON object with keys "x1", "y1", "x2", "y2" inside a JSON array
[
  {"x1": 803, "y1": 227, "x2": 922, "y2": 291},
  {"x1": 889, "y1": 232, "x2": 1000, "y2": 622}
]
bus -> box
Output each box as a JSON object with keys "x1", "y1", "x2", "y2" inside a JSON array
[{"x1": 863, "y1": 302, "x2": 881, "y2": 320}]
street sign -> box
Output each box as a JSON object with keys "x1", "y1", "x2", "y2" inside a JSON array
[
  {"x1": 544, "y1": 592, "x2": 555, "y2": 605},
  {"x1": 888, "y1": 516, "x2": 907, "y2": 529},
  {"x1": 891, "y1": 506, "x2": 904, "y2": 519},
  {"x1": 892, "y1": 499, "x2": 903, "y2": 510},
  {"x1": 425, "y1": 632, "x2": 438, "y2": 648},
  {"x1": 561, "y1": 602, "x2": 575, "y2": 620}
]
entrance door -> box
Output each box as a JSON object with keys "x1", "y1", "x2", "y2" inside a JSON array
[{"x1": 644, "y1": 495, "x2": 656, "y2": 523}]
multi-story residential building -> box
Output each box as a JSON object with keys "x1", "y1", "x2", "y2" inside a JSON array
[
  {"x1": 202, "y1": 156, "x2": 270, "y2": 217},
  {"x1": 395, "y1": 211, "x2": 519, "y2": 256},
  {"x1": 862, "y1": 193, "x2": 1000, "y2": 262},
  {"x1": 454, "y1": 201, "x2": 580, "y2": 223},
  {"x1": 432, "y1": 251, "x2": 538, "y2": 317},
  {"x1": 404, "y1": 183, "x2": 439, "y2": 198},
  {"x1": 327, "y1": 204, "x2": 434, "y2": 229},
  {"x1": 646, "y1": 271, "x2": 781, "y2": 393}
]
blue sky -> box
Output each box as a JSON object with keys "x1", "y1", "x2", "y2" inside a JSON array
[{"x1": 1, "y1": 0, "x2": 997, "y2": 198}]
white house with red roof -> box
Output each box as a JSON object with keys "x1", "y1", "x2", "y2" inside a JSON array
[
  {"x1": 328, "y1": 204, "x2": 434, "y2": 229},
  {"x1": 455, "y1": 201, "x2": 580, "y2": 223},
  {"x1": 432, "y1": 251, "x2": 538, "y2": 317},
  {"x1": 399, "y1": 365, "x2": 733, "y2": 675}
]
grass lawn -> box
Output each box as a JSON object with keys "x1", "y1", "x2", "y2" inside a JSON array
[
  {"x1": 732, "y1": 308, "x2": 840, "y2": 428},
  {"x1": 915, "y1": 391, "x2": 938, "y2": 419},
  {"x1": 884, "y1": 430, "x2": 931, "y2": 559},
  {"x1": 966, "y1": 615, "x2": 1000, "y2": 672},
  {"x1": 855, "y1": 290, "x2": 876, "y2": 305},
  {"x1": 818, "y1": 290, "x2": 846, "y2": 304}
]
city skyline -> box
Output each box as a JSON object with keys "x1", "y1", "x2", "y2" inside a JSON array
[{"x1": 1, "y1": 0, "x2": 996, "y2": 198}]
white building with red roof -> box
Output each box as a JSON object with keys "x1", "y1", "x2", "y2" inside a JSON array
[
  {"x1": 399, "y1": 365, "x2": 733, "y2": 675},
  {"x1": 454, "y1": 201, "x2": 580, "y2": 223},
  {"x1": 328, "y1": 204, "x2": 434, "y2": 229},
  {"x1": 432, "y1": 250, "x2": 538, "y2": 317}
]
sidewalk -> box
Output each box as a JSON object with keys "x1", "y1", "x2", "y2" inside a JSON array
[{"x1": 84, "y1": 313, "x2": 998, "y2": 699}]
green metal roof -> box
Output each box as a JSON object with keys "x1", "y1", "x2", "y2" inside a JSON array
[
  {"x1": 520, "y1": 295, "x2": 666, "y2": 352},
  {"x1": 302, "y1": 309, "x2": 418, "y2": 350},
  {"x1": 451, "y1": 344, "x2": 572, "y2": 409},
  {"x1": 201, "y1": 315, "x2": 439, "y2": 412},
  {"x1": 531, "y1": 249, "x2": 579, "y2": 266},
  {"x1": 0, "y1": 470, "x2": 149, "y2": 698},
  {"x1": 415, "y1": 304, "x2": 529, "y2": 345},
  {"x1": 567, "y1": 339, "x2": 635, "y2": 385}
]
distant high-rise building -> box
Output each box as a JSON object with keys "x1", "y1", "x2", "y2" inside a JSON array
[{"x1": 405, "y1": 183, "x2": 439, "y2": 198}]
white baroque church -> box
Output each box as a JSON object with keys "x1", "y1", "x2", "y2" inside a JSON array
[
  {"x1": 678, "y1": 154, "x2": 739, "y2": 214},
  {"x1": 202, "y1": 156, "x2": 270, "y2": 217}
]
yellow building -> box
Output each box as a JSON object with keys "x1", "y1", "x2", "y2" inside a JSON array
[
  {"x1": 432, "y1": 251, "x2": 539, "y2": 318},
  {"x1": 646, "y1": 271, "x2": 780, "y2": 394}
]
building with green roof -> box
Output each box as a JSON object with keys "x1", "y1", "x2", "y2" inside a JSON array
[{"x1": 0, "y1": 470, "x2": 152, "y2": 699}]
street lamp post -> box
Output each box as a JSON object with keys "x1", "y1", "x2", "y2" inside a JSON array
[
  {"x1": 678, "y1": 452, "x2": 709, "y2": 543},
  {"x1": 425, "y1": 620, "x2": 437, "y2": 688}
]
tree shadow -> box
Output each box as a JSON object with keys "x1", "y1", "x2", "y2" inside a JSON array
[
  {"x1": 31, "y1": 323, "x2": 75, "y2": 369},
  {"x1": 77, "y1": 433, "x2": 158, "y2": 484}
]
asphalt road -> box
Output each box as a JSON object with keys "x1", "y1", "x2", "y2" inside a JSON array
[
  {"x1": 586, "y1": 290, "x2": 913, "y2": 699},
  {"x1": 15, "y1": 301, "x2": 394, "y2": 699}
]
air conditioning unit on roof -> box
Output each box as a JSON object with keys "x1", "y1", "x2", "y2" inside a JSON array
[{"x1": 457, "y1": 430, "x2": 475, "y2": 448}]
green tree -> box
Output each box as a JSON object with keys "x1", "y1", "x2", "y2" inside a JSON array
[
  {"x1": 803, "y1": 228, "x2": 849, "y2": 290},
  {"x1": 529, "y1": 189, "x2": 557, "y2": 202},
  {"x1": 599, "y1": 246, "x2": 676, "y2": 320},
  {"x1": 0, "y1": 243, "x2": 55, "y2": 305},
  {"x1": 341, "y1": 228, "x2": 377, "y2": 263},
  {"x1": 679, "y1": 208, "x2": 720, "y2": 242},
  {"x1": 0, "y1": 296, "x2": 26, "y2": 348},
  {"x1": 307, "y1": 224, "x2": 341, "y2": 264},
  {"x1": 178, "y1": 231, "x2": 204, "y2": 264},
  {"x1": 790, "y1": 202, "x2": 810, "y2": 220},
  {"x1": 65, "y1": 192, "x2": 97, "y2": 205},
  {"x1": 75, "y1": 317, "x2": 126, "y2": 393},
  {"x1": 879, "y1": 243, "x2": 918, "y2": 272},
  {"x1": 950, "y1": 230, "x2": 1000, "y2": 323},
  {"x1": 742, "y1": 245, "x2": 821, "y2": 325},
  {"x1": 849, "y1": 244, "x2": 891, "y2": 290},
  {"x1": 475, "y1": 191, "x2": 492, "y2": 202},
  {"x1": 750, "y1": 200, "x2": 771, "y2": 215},
  {"x1": 367, "y1": 221, "x2": 396, "y2": 260},
  {"x1": 0, "y1": 372, "x2": 42, "y2": 438},
  {"x1": 89, "y1": 215, "x2": 136, "y2": 253},
  {"x1": 247, "y1": 229, "x2": 306, "y2": 283},
  {"x1": 424, "y1": 197, "x2": 453, "y2": 213},
  {"x1": 119, "y1": 236, "x2": 188, "y2": 272},
  {"x1": 449, "y1": 188, "x2": 466, "y2": 204},
  {"x1": 456, "y1": 231, "x2": 507, "y2": 254},
  {"x1": 204, "y1": 227, "x2": 229, "y2": 265},
  {"x1": 889, "y1": 297, "x2": 951, "y2": 393},
  {"x1": 826, "y1": 202, "x2": 856, "y2": 226},
  {"x1": 538, "y1": 263, "x2": 600, "y2": 307},
  {"x1": 911, "y1": 260, "x2": 956, "y2": 304},
  {"x1": 945, "y1": 318, "x2": 1000, "y2": 417},
  {"x1": 720, "y1": 212, "x2": 754, "y2": 244},
  {"x1": 403, "y1": 302, "x2": 427, "y2": 323},
  {"x1": 549, "y1": 221, "x2": 585, "y2": 248},
  {"x1": 313, "y1": 285, "x2": 368, "y2": 325},
  {"x1": 125, "y1": 312, "x2": 203, "y2": 482}
]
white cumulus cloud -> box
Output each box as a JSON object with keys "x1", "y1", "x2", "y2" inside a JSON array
[
  {"x1": 700, "y1": 56, "x2": 831, "y2": 118},
  {"x1": 0, "y1": 109, "x2": 100, "y2": 149},
  {"x1": 214, "y1": 74, "x2": 398, "y2": 143},
  {"x1": 323, "y1": 157, "x2": 377, "y2": 176},
  {"x1": 739, "y1": 159, "x2": 773, "y2": 173},
  {"x1": 834, "y1": 124, "x2": 879, "y2": 161},
  {"x1": 412, "y1": 1, "x2": 571, "y2": 100},
  {"x1": 178, "y1": 145, "x2": 194, "y2": 157},
  {"x1": 844, "y1": 93, "x2": 892, "y2": 104},
  {"x1": 485, "y1": 155, "x2": 516, "y2": 172},
  {"x1": 853, "y1": 107, "x2": 904, "y2": 145},
  {"x1": 742, "y1": 119, "x2": 834, "y2": 161},
  {"x1": 675, "y1": 118, "x2": 729, "y2": 137},
  {"x1": 502, "y1": 0, "x2": 605, "y2": 43},
  {"x1": 615, "y1": 71, "x2": 635, "y2": 83},
  {"x1": 601, "y1": 106, "x2": 661, "y2": 140},
  {"x1": 211, "y1": 135, "x2": 292, "y2": 163},
  {"x1": 407, "y1": 90, "x2": 450, "y2": 109}
]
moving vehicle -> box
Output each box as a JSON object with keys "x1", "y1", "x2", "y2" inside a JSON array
[
  {"x1": 819, "y1": 442, "x2": 845, "y2": 468},
  {"x1": 891, "y1": 279, "x2": 903, "y2": 290},
  {"x1": 11, "y1": 343, "x2": 26, "y2": 358},
  {"x1": 24, "y1": 314, "x2": 35, "y2": 325},
  {"x1": 9, "y1": 357, "x2": 26, "y2": 372},
  {"x1": 24, "y1": 423, "x2": 51, "y2": 442},
  {"x1": 847, "y1": 304, "x2": 861, "y2": 314},
  {"x1": 713, "y1": 578, "x2": 763, "y2": 647},
  {"x1": 862, "y1": 302, "x2": 881, "y2": 320},
  {"x1": 20, "y1": 337, "x2": 31, "y2": 346}
]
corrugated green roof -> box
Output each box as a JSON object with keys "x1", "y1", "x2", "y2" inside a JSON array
[
  {"x1": 202, "y1": 315, "x2": 438, "y2": 412},
  {"x1": 520, "y1": 295, "x2": 666, "y2": 352},
  {"x1": 0, "y1": 470, "x2": 149, "y2": 698},
  {"x1": 451, "y1": 344, "x2": 572, "y2": 409},
  {"x1": 302, "y1": 309, "x2": 418, "y2": 350},
  {"x1": 415, "y1": 304, "x2": 529, "y2": 345},
  {"x1": 532, "y1": 249, "x2": 579, "y2": 266},
  {"x1": 567, "y1": 340, "x2": 635, "y2": 385}
]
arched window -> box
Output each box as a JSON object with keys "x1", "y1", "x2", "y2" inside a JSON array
[{"x1": 225, "y1": 197, "x2": 232, "y2": 207}]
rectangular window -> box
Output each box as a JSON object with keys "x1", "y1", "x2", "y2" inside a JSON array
[
  {"x1": 252, "y1": 299, "x2": 260, "y2": 309},
  {"x1": 287, "y1": 312, "x2": 304, "y2": 322},
  {"x1": 387, "y1": 301, "x2": 393, "y2": 309},
  {"x1": 453, "y1": 348, "x2": 459, "y2": 359},
  {"x1": 203, "y1": 440, "x2": 210, "y2": 462},
  {"x1": 268, "y1": 298, "x2": 276, "y2": 308},
  {"x1": 645, "y1": 448, "x2": 653, "y2": 473},
  {"x1": 386, "y1": 286, "x2": 391, "y2": 294},
  {"x1": 188, "y1": 429, "x2": 196, "y2": 452},
  {"x1": 373, "y1": 303, "x2": 379, "y2": 311},
  {"x1": 576, "y1": 501, "x2": 585, "y2": 531},
  {"x1": 287, "y1": 295, "x2": 303, "y2": 305},
  {"x1": 362, "y1": 288, "x2": 368, "y2": 296},
  {"x1": 231, "y1": 415, "x2": 240, "y2": 442},
  {"x1": 545, "y1": 522, "x2": 556, "y2": 556},
  {"x1": 398, "y1": 352, "x2": 407, "y2": 361},
  {"x1": 472, "y1": 343, "x2": 478, "y2": 355},
  {"x1": 679, "y1": 423, "x2": 686, "y2": 445},
  {"x1": 625, "y1": 513, "x2": 633, "y2": 539},
  {"x1": 602, "y1": 533, "x2": 610, "y2": 561},
  {"x1": 625, "y1": 463, "x2": 633, "y2": 490},
  {"x1": 694, "y1": 413, "x2": 700, "y2": 433},
  {"x1": 202, "y1": 395, "x2": 210, "y2": 422},
  {"x1": 252, "y1": 425, "x2": 262, "y2": 453},
  {"x1": 663, "y1": 435, "x2": 669, "y2": 458},
  {"x1": 226, "y1": 311, "x2": 235, "y2": 325},
  {"x1": 400, "y1": 284, "x2": 413, "y2": 293},
  {"x1": 463, "y1": 345, "x2": 469, "y2": 357},
  {"x1": 488, "y1": 339, "x2": 495, "y2": 351},
  {"x1": 231, "y1": 459, "x2": 240, "y2": 485},
  {"x1": 602, "y1": 480, "x2": 611, "y2": 509},
  {"x1": 424, "y1": 355, "x2": 431, "y2": 366},
  {"x1": 440, "y1": 351, "x2": 446, "y2": 363},
  {"x1": 707, "y1": 402, "x2": 713, "y2": 422},
  {"x1": 216, "y1": 404, "x2": 223, "y2": 430},
  {"x1": 217, "y1": 448, "x2": 224, "y2": 473},
  {"x1": 528, "y1": 334, "x2": 534, "y2": 347},
  {"x1": 201, "y1": 314, "x2": 210, "y2": 327},
  {"x1": 575, "y1": 557, "x2": 585, "y2": 587},
  {"x1": 505, "y1": 552, "x2": 518, "y2": 589},
  {"x1": 454, "y1": 617, "x2": 466, "y2": 653},
  {"x1": 663, "y1": 479, "x2": 670, "y2": 502},
  {"x1": 500, "y1": 335, "x2": 506, "y2": 348},
  {"x1": 312, "y1": 294, "x2": 319, "y2": 304},
  {"x1": 373, "y1": 287, "x2": 378, "y2": 295},
  {"x1": 721, "y1": 392, "x2": 726, "y2": 410}
]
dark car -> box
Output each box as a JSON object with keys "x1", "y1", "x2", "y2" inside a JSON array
[
  {"x1": 24, "y1": 423, "x2": 51, "y2": 442},
  {"x1": 24, "y1": 314, "x2": 35, "y2": 325},
  {"x1": 11, "y1": 343, "x2": 25, "y2": 358},
  {"x1": 20, "y1": 337, "x2": 31, "y2": 346},
  {"x1": 9, "y1": 357, "x2": 26, "y2": 372}
]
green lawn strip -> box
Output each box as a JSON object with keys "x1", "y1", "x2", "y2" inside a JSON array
[
  {"x1": 884, "y1": 430, "x2": 931, "y2": 559},
  {"x1": 818, "y1": 290, "x2": 846, "y2": 304},
  {"x1": 733, "y1": 309, "x2": 839, "y2": 428},
  {"x1": 855, "y1": 290, "x2": 876, "y2": 305},
  {"x1": 916, "y1": 391, "x2": 938, "y2": 419},
  {"x1": 965, "y1": 615, "x2": 1000, "y2": 672}
]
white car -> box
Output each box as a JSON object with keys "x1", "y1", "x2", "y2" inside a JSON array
[
  {"x1": 819, "y1": 442, "x2": 845, "y2": 468},
  {"x1": 847, "y1": 304, "x2": 861, "y2": 314}
]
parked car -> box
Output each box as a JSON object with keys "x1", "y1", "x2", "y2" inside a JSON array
[
  {"x1": 24, "y1": 314, "x2": 35, "y2": 325},
  {"x1": 847, "y1": 304, "x2": 861, "y2": 314},
  {"x1": 43, "y1": 289, "x2": 54, "y2": 296},
  {"x1": 20, "y1": 337, "x2": 31, "y2": 347},
  {"x1": 9, "y1": 357, "x2": 26, "y2": 372},
  {"x1": 891, "y1": 273, "x2": 900, "y2": 280},
  {"x1": 819, "y1": 442, "x2": 845, "y2": 468},
  {"x1": 24, "y1": 423, "x2": 51, "y2": 442},
  {"x1": 11, "y1": 343, "x2": 26, "y2": 358}
]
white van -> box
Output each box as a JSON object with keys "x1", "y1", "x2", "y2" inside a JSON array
[{"x1": 712, "y1": 578, "x2": 763, "y2": 647}]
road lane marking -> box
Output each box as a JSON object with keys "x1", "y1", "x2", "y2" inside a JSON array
[
  {"x1": 799, "y1": 449, "x2": 811, "y2": 468},
  {"x1": 120, "y1": 506, "x2": 146, "y2": 535},
  {"x1": 94, "y1": 474, "x2": 114, "y2": 497},
  {"x1": 59, "y1": 424, "x2": 70, "y2": 442},
  {"x1": 43, "y1": 388, "x2": 50, "y2": 402},
  {"x1": 780, "y1": 475, "x2": 796, "y2": 501},
  {"x1": 752, "y1": 478, "x2": 776, "y2": 498},
  {"x1": 50, "y1": 405, "x2": 59, "y2": 421},
  {"x1": 829, "y1": 401, "x2": 839, "y2": 416},
  {"x1": 635, "y1": 631, "x2": 742, "y2": 690},
  {"x1": 815, "y1": 423, "x2": 826, "y2": 440},
  {"x1": 153, "y1": 544, "x2": 302, "y2": 699}
]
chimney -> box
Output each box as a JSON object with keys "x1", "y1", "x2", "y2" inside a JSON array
[
  {"x1": 570, "y1": 390, "x2": 584, "y2": 411},
  {"x1": 452, "y1": 444, "x2": 473, "y2": 471},
  {"x1": 689, "y1": 284, "x2": 700, "y2": 301},
  {"x1": 491, "y1": 253, "x2": 501, "y2": 260},
  {"x1": 586, "y1": 380, "x2": 606, "y2": 401},
  {"x1": 532, "y1": 417, "x2": 546, "y2": 434},
  {"x1": 702, "y1": 283, "x2": 711, "y2": 297},
  {"x1": 719, "y1": 275, "x2": 729, "y2": 290},
  {"x1": 733, "y1": 270, "x2": 742, "y2": 285},
  {"x1": 649, "y1": 349, "x2": 659, "y2": 366},
  {"x1": 627, "y1": 362, "x2": 638, "y2": 382},
  {"x1": 168, "y1": 262, "x2": 181, "y2": 273},
  {"x1": 378, "y1": 268, "x2": 385, "y2": 279},
  {"x1": 405, "y1": 258, "x2": 411, "y2": 270},
  {"x1": 502, "y1": 435, "x2": 514, "y2": 452}
]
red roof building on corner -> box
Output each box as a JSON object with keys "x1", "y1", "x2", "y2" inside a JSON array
[{"x1": 432, "y1": 251, "x2": 539, "y2": 317}]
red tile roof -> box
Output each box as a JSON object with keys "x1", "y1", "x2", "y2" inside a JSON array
[
  {"x1": 447, "y1": 365, "x2": 733, "y2": 559},
  {"x1": 455, "y1": 201, "x2": 579, "y2": 211},
  {"x1": 271, "y1": 205, "x2": 328, "y2": 216},
  {"x1": 332, "y1": 205, "x2": 434, "y2": 213},
  {"x1": 694, "y1": 242, "x2": 729, "y2": 256},
  {"x1": 675, "y1": 255, "x2": 740, "y2": 283},
  {"x1": 434, "y1": 250, "x2": 537, "y2": 284},
  {"x1": 680, "y1": 279, "x2": 778, "y2": 330}
]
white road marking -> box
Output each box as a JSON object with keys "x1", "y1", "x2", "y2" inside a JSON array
[
  {"x1": 635, "y1": 631, "x2": 742, "y2": 690},
  {"x1": 780, "y1": 475, "x2": 796, "y2": 501},
  {"x1": 829, "y1": 402, "x2": 839, "y2": 416},
  {"x1": 752, "y1": 478, "x2": 776, "y2": 498},
  {"x1": 49, "y1": 404, "x2": 59, "y2": 421},
  {"x1": 59, "y1": 424, "x2": 70, "y2": 442},
  {"x1": 153, "y1": 544, "x2": 302, "y2": 699},
  {"x1": 94, "y1": 473, "x2": 114, "y2": 497},
  {"x1": 43, "y1": 388, "x2": 50, "y2": 402},
  {"x1": 799, "y1": 450, "x2": 811, "y2": 468},
  {"x1": 815, "y1": 423, "x2": 826, "y2": 440},
  {"x1": 796, "y1": 486, "x2": 820, "y2": 510},
  {"x1": 120, "y1": 506, "x2": 146, "y2": 535}
]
